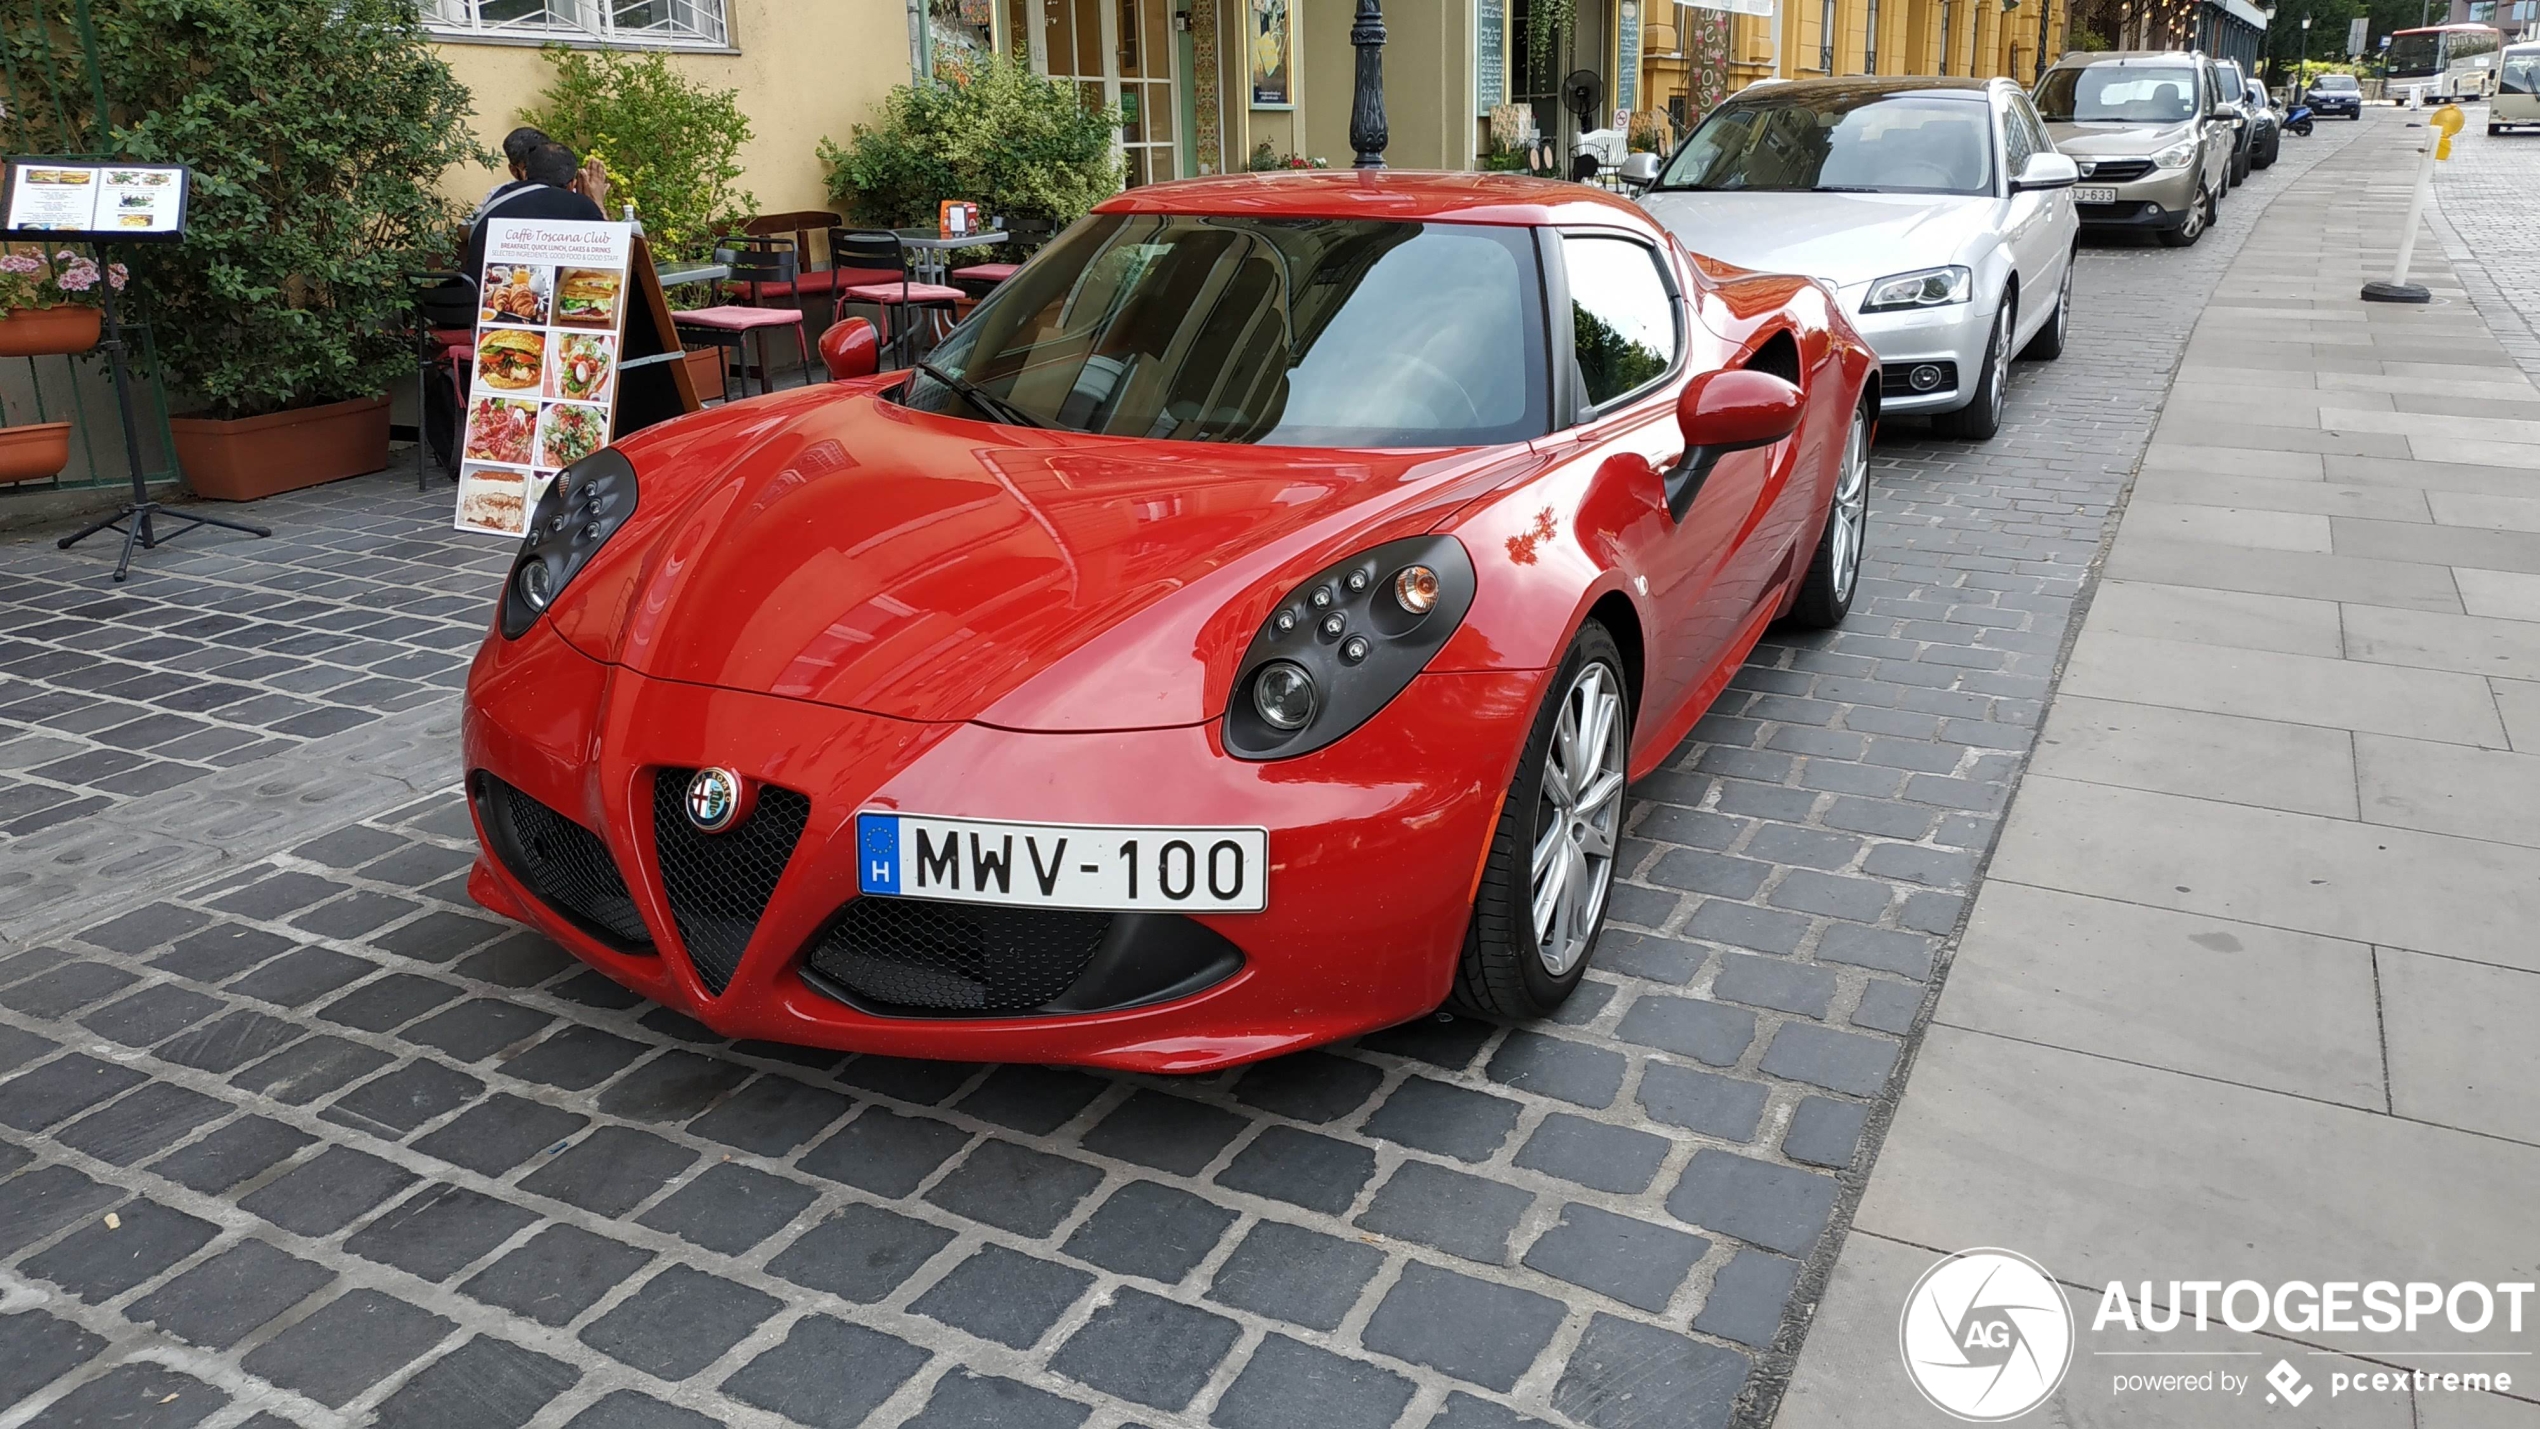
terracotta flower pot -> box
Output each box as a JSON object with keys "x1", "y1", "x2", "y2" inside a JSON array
[
  {"x1": 169, "y1": 394, "x2": 391, "y2": 502},
  {"x1": 683, "y1": 344, "x2": 726, "y2": 403},
  {"x1": 0, "y1": 420, "x2": 72, "y2": 484},
  {"x1": 0, "y1": 305, "x2": 102, "y2": 358}
]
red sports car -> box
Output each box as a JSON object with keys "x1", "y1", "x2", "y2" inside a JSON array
[{"x1": 462, "y1": 172, "x2": 1878, "y2": 1073}]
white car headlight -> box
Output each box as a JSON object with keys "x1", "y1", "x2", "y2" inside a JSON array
[
  {"x1": 2152, "y1": 140, "x2": 2199, "y2": 169},
  {"x1": 1861, "y1": 266, "x2": 1972, "y2": 313}
]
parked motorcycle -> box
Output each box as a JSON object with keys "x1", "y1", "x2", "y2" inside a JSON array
[{"x1": 2284, "y1": 102, "x2": 2315, "y2": 137}]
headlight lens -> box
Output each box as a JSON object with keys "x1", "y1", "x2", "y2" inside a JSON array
[
  {"x1": 499, "y1": 446, "x2": 639, "y2": 640},
  {"x1": 2152, "y1": 140, "x2": 2199, "y2": 169},
  {"x1": 1861, "y1": 266, "x2": 1972, "y2": 313},
  {"x1": 1253, "y1": 661, "x2": 1318, "y2": 730},
  {"x1": 1222, "y1": 535, "x2": 1476, "y2": 760}
]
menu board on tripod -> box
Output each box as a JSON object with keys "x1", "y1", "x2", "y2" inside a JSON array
[
  {"x1": 454, "y1": 217, "x2": 634, "y2": 537},
  {"x1": 2, "y1": 159, "x2": 189, "y2": 241}
]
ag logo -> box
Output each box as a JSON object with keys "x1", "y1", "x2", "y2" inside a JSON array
[
  {"x1": 684, "y1": 767, "x2": 745, "y2": 834},
  {"x1": 1899, "y1": 1248, "x2": 2074, "y2": 1421}
]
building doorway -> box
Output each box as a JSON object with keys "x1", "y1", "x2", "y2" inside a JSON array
[{"x1": 1028, "y1": 0, "x2": 1182, "y2": 186}]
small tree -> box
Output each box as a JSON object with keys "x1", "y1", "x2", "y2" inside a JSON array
[
  {"x1": 1, "y1": 0, "x2": 480, "y2": 420},
  {"x1": 521, "y1": 46, "x2": 756, "y2": 265},
  {"x1": 819, "y1": 55, "x2": 1120, "y2": 232}
]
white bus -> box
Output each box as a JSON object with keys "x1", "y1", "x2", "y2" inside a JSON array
[
  {"x1": 2385, "y1": 23, "x2": 2507, "y2": 101},
  {"x1": 2496, "y1": 41, "x2": 2540, "y2": 130}
]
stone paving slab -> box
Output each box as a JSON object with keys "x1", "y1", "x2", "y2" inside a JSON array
[{"x1": 0, "y1": 117, "x2": 2364, "y2": 1429}]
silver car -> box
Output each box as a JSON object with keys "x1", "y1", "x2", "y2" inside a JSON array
[
  {"x1": 1638, "y1": 77, "x2": 2081, "y2": 440},
  {"x1": 2034, "y1": 52, "x2": 2239, "y2": 248}
]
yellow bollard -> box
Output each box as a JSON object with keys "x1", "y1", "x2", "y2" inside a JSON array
[{"x1": 2363, "y1": 104, "x2": 2466, "y2": 303}]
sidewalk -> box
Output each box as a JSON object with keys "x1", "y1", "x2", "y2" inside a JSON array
[{"x1": 1774, "y1": 110, "x2": 2540, "y2": 1428}]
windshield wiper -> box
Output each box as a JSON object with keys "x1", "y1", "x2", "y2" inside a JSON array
[
  {"x1": 1810, "y1": 185, "x2": 1884, "y2": 193},
  {"x1": 914, "y1": 360, "x2": 1049, "y2": 430}
]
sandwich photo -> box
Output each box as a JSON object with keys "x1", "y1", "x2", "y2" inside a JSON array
[
  {"x1": 476, "y1": 328, "x2": 544, "y2": 392},
  {"x1": 553, "y1": 267, "x2": 623, "y2": 329}
]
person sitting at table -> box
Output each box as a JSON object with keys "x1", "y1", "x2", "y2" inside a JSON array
[
  {"x1": 472, "y1": 126, "x2": 551, "y2": 222},
  {"x1": 463, "y1": 141, "x2": 612, "y2": 280}
]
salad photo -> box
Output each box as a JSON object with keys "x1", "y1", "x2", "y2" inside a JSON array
[
  {"x1": 462, "y1": 395, "x2": 539, "y2": 466},
  {"x1": 537, "y1": 401, "x2": 609, "y2": 469},
  {"x1": 546, "y1": 332, "x2": 615, "y2": 402}
]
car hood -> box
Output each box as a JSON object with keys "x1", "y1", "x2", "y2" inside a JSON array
[
  {"x1": 2044, "y1": 121, "x2": 2194, "y2": 156},
  {"x1": 543, "y1": 385, "x2": 1523, "y2": 731},
  {"x1": 1637, "y1": 190, "x2": 1997, "y2": 291}
]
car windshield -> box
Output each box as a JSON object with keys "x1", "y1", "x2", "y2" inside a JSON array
[
  {"x1": 2506, "y1": 52, "x2": 2539, "y2": 94},
  {"x1": 2313, "y1": 73, "x2": 2359, "y2": 89},
  {"x1": 899, "y1": 213, "x2": 1548, "y2": 446},
  {"x1": 2034, "y1": 65, "x2": 2200, "y2": 122},
  {"x1": 1653, "y1": 89, "x2": 1995, "y2": 195}
]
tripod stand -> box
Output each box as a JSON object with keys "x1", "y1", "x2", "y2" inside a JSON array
[{"x1": 55, "y1": 270, "x2": 266, "y2": 581}]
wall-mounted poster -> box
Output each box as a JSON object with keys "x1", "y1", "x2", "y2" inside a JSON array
[
  {"x1": 2, "y1": 160, "x2": 190, "y2": 240},
  {"x1": 455, "y1": 217, "x2": 634, "y2": 537},
  {"x1": 1249, "y1": 0, "x2": 1293, "y2": 107}
]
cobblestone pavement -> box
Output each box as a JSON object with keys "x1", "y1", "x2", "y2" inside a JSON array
[
  {"x1": 0, "y1": 124, "x2": 2363, "y2": 1429},
  {"x1": 2433, "y1": 104, "x2": 2540, "y2": 381}
]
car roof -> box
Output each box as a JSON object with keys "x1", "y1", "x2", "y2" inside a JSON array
[
  {"x1": 2052, "y1": 50, "x2": 2209, "y2": 65},
  {"x1": 1092, "y1": 170, "x2": 1663, "y2": 231},
  {"x1": 1719, "y1": 75, "x2": 1995, "y2": 102}
]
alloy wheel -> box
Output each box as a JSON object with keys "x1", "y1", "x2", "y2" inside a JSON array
[
  {"x1": 1531, "y1": 660, "x2": 1626, "y2": 976},
  {"x1": 1985, "y1": 304, "x2": 2011, "y2": 428},
  {"x1": 1830, "y1": 407, "x2": 1870, "y2": 604},
  {"x1": 2053, "y1": 264, "x2": 2072, "y2": 349},
  {"x1": 2182, "y1": 188, "x2": 2209, "y2": 241}
]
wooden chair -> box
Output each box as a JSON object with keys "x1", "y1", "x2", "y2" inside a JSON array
[
  {"x1": 831, "y1": 228, "x2": 964, "y2": 369},
  {"x1": 673, "y1": 236, "x2": 812, "y2": 397}
]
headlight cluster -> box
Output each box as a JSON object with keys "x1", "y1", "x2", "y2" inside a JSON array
[
  {"x1": 1861, "y1": 266, "x2": 1972, "y2": 313},
  {"x1": 500, "y1": 447, "x2": 639, "y2": 640},
  {"x1": 1222, "y1": 535, "x2": 1476, "y2": 760},
  {"x1": 2152, "y1": 139, "x2": 2200, "y2": 170}
]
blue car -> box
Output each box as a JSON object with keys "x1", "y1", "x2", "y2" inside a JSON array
[{"x1": 2305, "y1": 73, "x2": 2364, "y2": 117}]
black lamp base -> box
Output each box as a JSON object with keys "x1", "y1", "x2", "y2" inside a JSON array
[{"x1": 2360, "y1": 280, "x2": 2431, "y2": 304}]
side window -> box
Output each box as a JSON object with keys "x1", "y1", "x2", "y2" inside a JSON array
[
  {"x1": 2013, "y1": 93, "x2": 2054, "y2": 153},
  {"x1": 2001, "y1": 100, "x2": 2035, "y2": 182},
  {"x1": 1562, "y1": 234, "x2": 1678, "y2": 410}
]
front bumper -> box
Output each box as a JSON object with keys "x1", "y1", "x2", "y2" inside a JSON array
[
  {"x1": 2073, "y1": 164, "x2": 2202, "y2": 231},
  {"x1": 1844, "y1": 295, "x2": 2000, "y2": 416},
  {"x1": 461, "y1": 624, "x2": 1543, "y2": 1072},
  {"x1": 2307, "y1": 97, "x2": 2361, "y2": 114}
]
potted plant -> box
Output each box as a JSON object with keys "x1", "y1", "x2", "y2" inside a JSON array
[
  {"x1": 3, "y1": 0, "x2": 478, "y2": 500},
  {"x1": 0, "y1": 248, "x2": 122, "y2": 356},
  {"x1": 0, "y1": 416, "x2": 73, "y2": 485},
  {"x1": 820, "y1": 55, "x2": 1121, "y2": 235}
]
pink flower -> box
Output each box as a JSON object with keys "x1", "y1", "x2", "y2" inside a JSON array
[
  {"x1": 107, "y1": 263, "x2": 127, "y2": 290},
  {"x1": 54, "y1": 263, "x2": 97, "y2": 292},
  {"x1": 0, "y1": 254, "x2": 39, "y2": 275}
]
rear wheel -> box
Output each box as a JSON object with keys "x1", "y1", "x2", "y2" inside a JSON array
[
  {"x1": 2158, "y1": 184, "x2": 2212, "y2": 247},
  {"x1": 1785, "y1": 400, "x2": 1871, "y2": 630},
  {"x1": 1937, "y1": 296, "x2": 2012, "y2": 439},
  {"x1": 1450, "y1": 624, "x2": 1630, "y2": 1020}
]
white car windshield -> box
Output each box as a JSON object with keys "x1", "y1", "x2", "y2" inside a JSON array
[
  {"x1": 2035, "y1": 66, "x2": 2200, "y2": 122},
  {"x1": 1655, "y1": 88, "x2": 1996, "y2": 196}
]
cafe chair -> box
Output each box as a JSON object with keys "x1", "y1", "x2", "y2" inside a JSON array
[
  {"x1": 673, "y1": 236, "x2": 812, "y2": 398},
  {"x1": 831, "y1": 228, "x2": 964, "y2": 369},
  {"x1": 949, "y1": 215, "x2": 1055, "y2": 297},
  {"x1": 740, "y1": 210, "x2": 892, "y2": 328},
  {"x1": 409, "y1": 270, "x2": 479, "y2": 490}
]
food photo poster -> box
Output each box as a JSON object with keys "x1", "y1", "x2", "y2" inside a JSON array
[{"x1": 455, "y1": 218, "x2": 633, "y2": 537}]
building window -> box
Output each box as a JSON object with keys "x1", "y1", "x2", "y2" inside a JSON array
[{"x1": 426, "y1": 0, "x2": 731, "y2": 48}]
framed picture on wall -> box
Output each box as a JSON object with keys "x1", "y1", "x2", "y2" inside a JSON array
[{"x1": 1249, "y1": 0, "x2": 1293, "y2": 107}]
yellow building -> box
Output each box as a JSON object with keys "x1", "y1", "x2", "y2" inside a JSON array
[{"x1": 419, "y1": 0, "x2": 2066, "y2": 223}]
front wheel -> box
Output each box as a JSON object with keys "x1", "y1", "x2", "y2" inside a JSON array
[
  {"x1": 1450, "y1": 623, "x2": 1631, "y2": 1020},
  {"x1": 2292, "y1": 118, "x2": 2314, "y2": 136},
  {"x1": 2158, "y1": 185, "x2": 2213, "y2": 247},
  {"x1": 1937, "y1": 296, "x2": 2012, "y2": 439},
  {"x1": 1785, "y1": 399, "x2": 1872, "y2": 630}
]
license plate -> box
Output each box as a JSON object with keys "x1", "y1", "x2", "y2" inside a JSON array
[
  {"x1": 855, "y1": 811, "x2": 1268, "y2": 912},
  {"x1": 2074, "y1": 186, "x2": 2118, "y2": 205}
]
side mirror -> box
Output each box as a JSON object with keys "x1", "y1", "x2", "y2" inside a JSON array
[
  {"x1": 1619, "y1": 152, "x2": 1663, "y2": 188},
  {"x1": 1665, "y1": 368, "x2": 1804, "y2": 521},
  {"x1": 819, "y1": 316, "x2": 881, "y2": 381},
  {"x1": 2011, "y1": 151, "x2": 2080, "y2": 191}
]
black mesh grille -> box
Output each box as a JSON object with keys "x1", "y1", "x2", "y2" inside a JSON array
[
  {"x1": 2079, "y1": 158, "x2": 2155, "y2": 182},
  {"x1": 805, "y1": 898, "x2": 1112, "y2": 1014},
  {"x1": 476, "y1": 775, "x2": 651, "y2": 949},
  {"x1": 650, "y1": 769, "x2": 810, "y2": 995}
]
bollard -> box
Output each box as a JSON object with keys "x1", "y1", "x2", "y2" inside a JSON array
[{"x1": 2362, "y1": 104, "x2": 2465, "y2": 304}]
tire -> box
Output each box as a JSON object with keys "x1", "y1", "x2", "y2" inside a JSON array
[
  {"x1": 2230, "y1": 143, "x2": 2250, "y2": 186},
  {"x1": 2021, "y1": 256, "x2": 2072, "y2": 362},
  {"x1": 2158, "y1": 184, "x2": 2213, "y2": 247},
  {"x1": 1449, "y1": 623, "x2": 1631, "y2": 1020},
  {"x1": 1937, "y1": 295, "x2": 2012, "y2": 439},
  {"x1": 1785, "y1": 399, "x2": 1872, "y2": 630},
  {"x1": 2253, "y1": 131, "x2": 2279, "y2": 168}
]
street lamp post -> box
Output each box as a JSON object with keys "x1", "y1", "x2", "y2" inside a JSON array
[{"x1": 1349, "y1": 0, "x2": 1388, "y2": 169}]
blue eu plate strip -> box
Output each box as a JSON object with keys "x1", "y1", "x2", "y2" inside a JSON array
[{"x1": 856, "y1": 813, "x2": 901, "y2": 894}]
